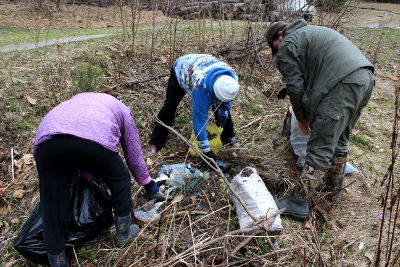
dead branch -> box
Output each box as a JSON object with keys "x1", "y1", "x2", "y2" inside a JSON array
[
  {"x1": 154, "y1": 116, "x2": 264, "y2": 221},
  {"x1": 158, "y1": 209, "x2": 285, "y2": 267}
]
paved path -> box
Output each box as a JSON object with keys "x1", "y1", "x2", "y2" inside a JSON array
[{"x1": 0, "y1": 34, "x2": 112, "y2": 53}]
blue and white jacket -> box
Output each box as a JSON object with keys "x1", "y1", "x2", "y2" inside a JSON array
[{"x1": 173, "y1": 54, "x2": 238, "y2": 151}]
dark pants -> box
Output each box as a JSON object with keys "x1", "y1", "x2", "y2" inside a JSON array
[
  {"x1": 35, "y1": 135, "x2": 132, "y2": 255},
  {"x1": 149, "y1": 68, "x2": 235, "y2": 150}
]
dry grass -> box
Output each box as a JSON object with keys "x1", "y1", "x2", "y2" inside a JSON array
[{"x1": 1, "y1": 1, "x2": 400, "y2": 266}]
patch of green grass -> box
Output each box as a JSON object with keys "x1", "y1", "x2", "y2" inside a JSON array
[
  {"x1": 76, "y1": 51, "x2": 109, "y2": 69},
  {"x1": 14, "y1": 122, "x2": 29, "y2": 131},
  {"x1": 5, "y1": 242, "x2": 20, "y2": 259},
  {"x1": 0, "y1": 27, "x2": 119, "y2": 46},
  {"x1": 70, "y1": 63, "x2": 106, "y2": 93},
  {"x1": 346, "y1": 28, "x2": 400, "y2": 65},
  {"x1": 350, "y1": 133, "x2": 372, "y2": 151},
  {"x1": 353, "y1": 122, "x2": 367, "y2": 132},
  {"x1": 175, "y1": 113, "x2": 191, "y2": 124},
  {"x1": 79, "y1": 249, "x2": 96, "y2": 261},
  {"x1": 238, "y1": 73, "x2": 258, "y2": 84},
  {"x1": 240, "y1": 101, "x2": 263, "y2": 119}
]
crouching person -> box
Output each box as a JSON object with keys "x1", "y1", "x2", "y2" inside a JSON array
[
  {"x1": 147, "y1": 54, "x2": 240, "y2": 161},
  {"x1": 266, "y1": 20, "x2": 374, "y2": 219},
  {"x1": 33, "y1": 92, "x2": 169, "y2": 266}
]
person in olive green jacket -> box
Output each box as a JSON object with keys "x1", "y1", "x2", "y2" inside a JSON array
[{"x1": 266, "y1": 19, "x2": 375, "y2": 219}]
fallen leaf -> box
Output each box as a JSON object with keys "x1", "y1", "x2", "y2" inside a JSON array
[
  {"x1": 4, "y1": 220, "x2": 10, "y2": 233},
  {"x1": 146, "y1": 157, "x2": 153, "y2": 166},
  {"x1": 379, "y1": 149, "x2": 385, "y2": 153},
  {"x1": 303, "y1": 220, "x2": 312, "y2": 229},
  {"x1": 190, "y1": 196, "x2": 197, "y2": 203},
  {"x1": 26, "y1": 95, "x2": 37, "y2": 105},
  {"x1": 172, "y1": 195, "x2": 184, "y2": 204},
  {"x1": 395, "y1": 220, "x2": 400, "y2": 226},
  {"x1": 13, "y1": 189, "x2": 27, "y2": 199},
  {"x1": 10, "y1": 218, "x2": 19, "y2": 224}
]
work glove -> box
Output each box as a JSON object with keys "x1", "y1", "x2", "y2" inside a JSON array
[
  {"x1": 277, "y1": 87, "x2": 287, "y2": 99},
  {"x1": 204, "y1": 151, "x2": 217, "y2": 161}
]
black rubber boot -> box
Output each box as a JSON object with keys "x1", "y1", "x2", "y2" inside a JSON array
[
  {"x1": 48, "y1": 250, "x2": 69, "y2": 267},
  {"x1": 275, "y1": 196, "x2": 310, "y2": 220},
  {"x1": 115, "y1": 212, "x2": 140, "y2": 247}
]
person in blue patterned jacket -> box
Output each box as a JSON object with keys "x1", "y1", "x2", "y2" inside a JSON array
[{"x1": 147, "y1": 54, "x2": 240, "y2": 160}]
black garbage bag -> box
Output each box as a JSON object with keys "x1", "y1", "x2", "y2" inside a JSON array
[{"x1": 14, "y1": 176, "x2": 114, "y2": 265}]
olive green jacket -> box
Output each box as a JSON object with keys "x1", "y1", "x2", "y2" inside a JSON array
[{"x1": 276, "y1": 19, "x2": 374, "y2": 123}]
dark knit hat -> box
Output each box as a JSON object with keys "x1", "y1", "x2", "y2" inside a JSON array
[{"x1": 265, "y1": 21, "x2": 288, "y2": 55}]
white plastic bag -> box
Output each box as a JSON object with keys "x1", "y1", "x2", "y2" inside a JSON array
[
  {"x1": 134, "y1": 200, "x2": 165, "y2": 223},
  {"x1": 230, "y1": 167, "x2": 283, "y2": 231},
  {"x1": 155, "y1": 163, "x2": 203, "y2": 189},
  {"x1": 288, "y1": 106, "x2": 309, "y2": 167},
  {"x1": 288, "y1": 106, "x2": 360, "y2": 175}
]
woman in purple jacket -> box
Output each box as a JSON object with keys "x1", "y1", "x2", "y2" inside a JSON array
[{"x1": 33, "y1": 92, "x2": 166, "y2": 267}]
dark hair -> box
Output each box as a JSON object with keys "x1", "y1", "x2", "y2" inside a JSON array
[{"x1": 268, "y1": 31, "x2": 282, "y2": 50}]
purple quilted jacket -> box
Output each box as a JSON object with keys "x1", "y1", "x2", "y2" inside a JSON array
[{"x1": 33, "y1": 92, "x2": 151, "y2": 185}]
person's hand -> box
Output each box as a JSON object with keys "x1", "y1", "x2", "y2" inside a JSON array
[
  {"x1": 298, "y1": 118, "x2": 310, "y2": 134},
  {"x1": 204, "y1": 150, "x2": 217, "y2": 161}
]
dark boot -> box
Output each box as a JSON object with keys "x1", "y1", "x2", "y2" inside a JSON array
[
  {"x1": 333, "y1": 176, "x2": 344, "y2": 201},
  {"x1": 275, "y1": 196, "x2": 310, "y2": 220},
  {"x1": 327, "y1": 155, "x2": 347, "y2": 200},
  {"x1": 48, "y1": 250, "x2": 69, "y2": 267},
  {"x1": 115, "y1": 213, "x2": 140, "y2": 247}
]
